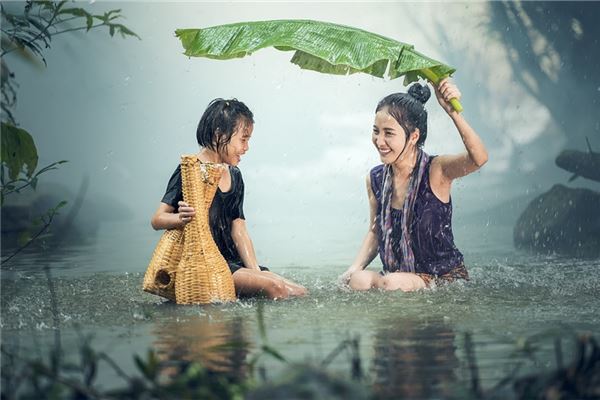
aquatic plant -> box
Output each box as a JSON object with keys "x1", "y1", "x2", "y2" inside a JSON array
[{"x1": 3, "y1": 299, "x2": 598, "y2": 400}]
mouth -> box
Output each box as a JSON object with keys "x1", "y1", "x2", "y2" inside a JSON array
[{"x1": 378, "y1": 149, "x2": 392, "y2": 156}]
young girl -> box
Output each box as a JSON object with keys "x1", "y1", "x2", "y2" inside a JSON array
[
  {"x1": 340, "y1": 79, "x2": 488, "y2": 292},
  {"x1": 151, "y1": 98, "x2": 307, "y2": 300}
]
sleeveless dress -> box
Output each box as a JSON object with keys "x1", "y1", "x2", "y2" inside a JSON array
[{"x1": 370, "y1": 157, "x2": 469, "y2": 285}]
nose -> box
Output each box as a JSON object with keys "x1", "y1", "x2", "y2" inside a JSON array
[{"x1": 374, "y1": 134, "x2": 386, "y2": 148}]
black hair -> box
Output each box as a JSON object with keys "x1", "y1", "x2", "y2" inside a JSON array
[
  {"x1": 375, "y1": 83, "x2": 431, "y2": 147},
  {"x1": 196, "y1": 98, "x2": 254, "y2": 152}
]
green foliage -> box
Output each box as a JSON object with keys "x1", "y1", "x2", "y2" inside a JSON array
[
  {"x1": 175, "y1": 19, "x2": 455, "y2": 85},
  {"x1": 0, "y1": 122, "x2": 68, "y2": 205},
  {"x1": 4, "y1": 320, "x2": 597, "y2": 399},
  {"x1": 1, "y1": 122, "x2": 37, "y2": 180},
  {"x1": 1, "y1": 1, "x2": 140, "y2": 63},
  {"x1": 0, "y1": 0, "x2": 138, "y2": 260},
  {"x1": 1, "y1": 338, "x2": 247, "y2": 400}
]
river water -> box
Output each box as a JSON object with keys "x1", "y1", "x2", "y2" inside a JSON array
[{"x1": 1, "y1": 219, "x2": 598, "y2": 398}]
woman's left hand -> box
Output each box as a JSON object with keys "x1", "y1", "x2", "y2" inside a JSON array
[{"x1": 433, "y1": 78, "x2": 461, "y2": 116}]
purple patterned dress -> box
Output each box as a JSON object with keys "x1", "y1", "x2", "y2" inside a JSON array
[{"x1": 370, "y1": 157, "x2": 465, "y2": 277}]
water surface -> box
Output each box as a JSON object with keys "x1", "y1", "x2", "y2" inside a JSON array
[{"x1": 2, "y1": 221, "x2": 598, "y2": 398}]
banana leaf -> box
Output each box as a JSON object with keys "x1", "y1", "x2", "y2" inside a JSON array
[{"x1": 176, "y1": 19, "x2": 462, "y2": 112}]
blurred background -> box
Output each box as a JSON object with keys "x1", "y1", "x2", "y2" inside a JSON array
[{"x1": 3, "y1": 1, "x2": 599, "y2": 270}]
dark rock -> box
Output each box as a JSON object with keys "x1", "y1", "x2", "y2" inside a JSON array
[
  {"x1": 514, "y1": 184, "x2": 600, "y2": 258},
  {"x1": 555, "y1": 147, "x2": 600, "y2": 183}
]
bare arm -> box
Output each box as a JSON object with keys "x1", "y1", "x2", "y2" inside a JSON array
[
  {"x1": 231, "y1": 218, "x2": 261, "y2": 270},
  {"x1": 340, "y1": 174, "x2": 379, "y2": 280},
  {"x1": 150, "y1": 201, "x2": 195, "y2": 230},
  {"x1": 433, "y1": 79, "x2": 489, "y2": 182}
]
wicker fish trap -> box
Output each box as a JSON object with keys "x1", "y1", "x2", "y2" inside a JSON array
[
  {"x1": 142, "y1": 228, "x2": 184, "y2": 301},
  {"x1": 175, "y1": 155, "x2": 236, "y2": 304},
  {"x1": 143, "y1": 155, "x2": 237, "y2": 304}
]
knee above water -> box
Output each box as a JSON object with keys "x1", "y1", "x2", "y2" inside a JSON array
[
  {"x1": 267, "y1": 279, "x2": 288, "y2": 299},
  {"x1": 349, "y1": 272, "x2": 373, "y2": 290}
]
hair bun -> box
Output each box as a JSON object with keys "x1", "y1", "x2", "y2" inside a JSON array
[{"x1": 408, "y1": 83, "x2": 431, "y2": 104}]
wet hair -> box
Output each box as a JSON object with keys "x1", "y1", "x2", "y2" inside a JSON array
[
  {"x1": 196, "y1": 98, "x2": 254, "y2": 153},
  {"x1": 375, "y1": 83, "x2": 431, "y2": 147}
]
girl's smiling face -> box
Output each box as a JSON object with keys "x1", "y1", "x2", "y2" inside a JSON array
[{"x1": 220, "y1": 121, "x2": 253, "y2": 166}]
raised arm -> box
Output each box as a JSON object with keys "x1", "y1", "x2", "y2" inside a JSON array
[
  {"x1": 432, "y1": 79, "x2": 488, "y2": 181},
  {"x1": 340, "y1": 174, "x2": 380, "y2": 282}
]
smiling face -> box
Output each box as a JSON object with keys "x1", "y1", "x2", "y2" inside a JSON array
[
  {"x1": 219, "y1": 120, "x2": 253, "y2": 166},
  {"x1": 372, "y1": 108, "x2": 419, "y2": 165}
]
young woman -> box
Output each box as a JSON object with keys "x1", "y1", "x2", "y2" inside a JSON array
[
  {"x1": 151, "y1": 98, "x2": 307, "y2": 300},
  {"x1": 340, "y1": 79, "x2": 488, "y2": 292}
]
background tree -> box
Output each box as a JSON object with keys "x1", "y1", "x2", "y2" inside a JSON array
[
  {"x1": 1, "y1": 0, "x2": 138, "y2": 263},
  {"x1": 489, "y1": 1, "x2": 600, "y2": 147}
]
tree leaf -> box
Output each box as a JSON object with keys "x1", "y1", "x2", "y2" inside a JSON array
[
  {"x1": 0, "y1": 123, "x2": 39, "y2": 180},
  {"x1": 115, "y1": 24, "x2": 140, "y2": 39},
  {"x1": 58, "y1": 7, "x2": 87, "y2": 17},
  {"x1": 175, "y1": 20, "x2": 456, "y2": 81}
]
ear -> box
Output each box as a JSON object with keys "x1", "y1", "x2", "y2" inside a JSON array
[{"x1": 410, "y1": 128, "x2": 420, "y2": 145}]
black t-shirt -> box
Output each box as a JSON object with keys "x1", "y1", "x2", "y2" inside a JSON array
[{"x1": 161, "y1": 164, "x2": 245, "y2": 263}]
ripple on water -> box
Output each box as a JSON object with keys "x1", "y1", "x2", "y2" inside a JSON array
[{"x1": 1, "y1": 254, "x2": 598, "y2": 397}]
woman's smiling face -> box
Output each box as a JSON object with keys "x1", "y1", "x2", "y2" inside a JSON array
[{"x1": 372, "y1": 108, "x2": 409, "y2": 164}]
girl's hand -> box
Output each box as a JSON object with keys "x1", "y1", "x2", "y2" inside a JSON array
[
  {"x1": 433, "y1": 78, "x2": 461, "y2": 116},
  {"x1": 177, "y1": 201, "x2": 195, "y2": 225}
]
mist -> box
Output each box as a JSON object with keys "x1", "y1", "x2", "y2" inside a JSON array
[{"x1": 7, "y1": 1, "x2": 599, "y2": 268}]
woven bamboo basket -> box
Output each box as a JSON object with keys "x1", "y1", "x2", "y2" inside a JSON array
[
  {"x1": 175, "y1": 155, "x2": 237, "y2": 304},
  {"x1": 142, "y1": 228, "x2": 184, "y2": 301}
]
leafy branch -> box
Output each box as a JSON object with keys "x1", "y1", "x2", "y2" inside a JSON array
[
  {"x1": 1, "y1": 1, "x2": 139, "y2": 262},
  {"x1": 1, "y1": 1, "x2": 140, "y2": 61},
  {"x1": 1, "y1": 200, "x2": 67, "y2": 265}
]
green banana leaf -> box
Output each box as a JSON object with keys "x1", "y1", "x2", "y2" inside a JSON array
[{"x1": 176, "y1": 19, "x2": 462, "y2": 112}]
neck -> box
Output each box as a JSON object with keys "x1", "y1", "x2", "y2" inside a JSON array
[
  {"x1": 198, "y1": 147, "x2": 222, "y2": 163},
  {"x1": 391, "y1": 146, "x2": 419, "y2": 178}
]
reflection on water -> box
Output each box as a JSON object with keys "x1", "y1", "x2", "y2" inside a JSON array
[
  {"x1": 1, "y1": 221, "x2": 599, "y2": 396},
  {"x1": 152, "y1": 310, "x2": 250, "y2": 382},
  {"x1": 371, "y1": 317, "x2": 458, "y2": 399}
]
